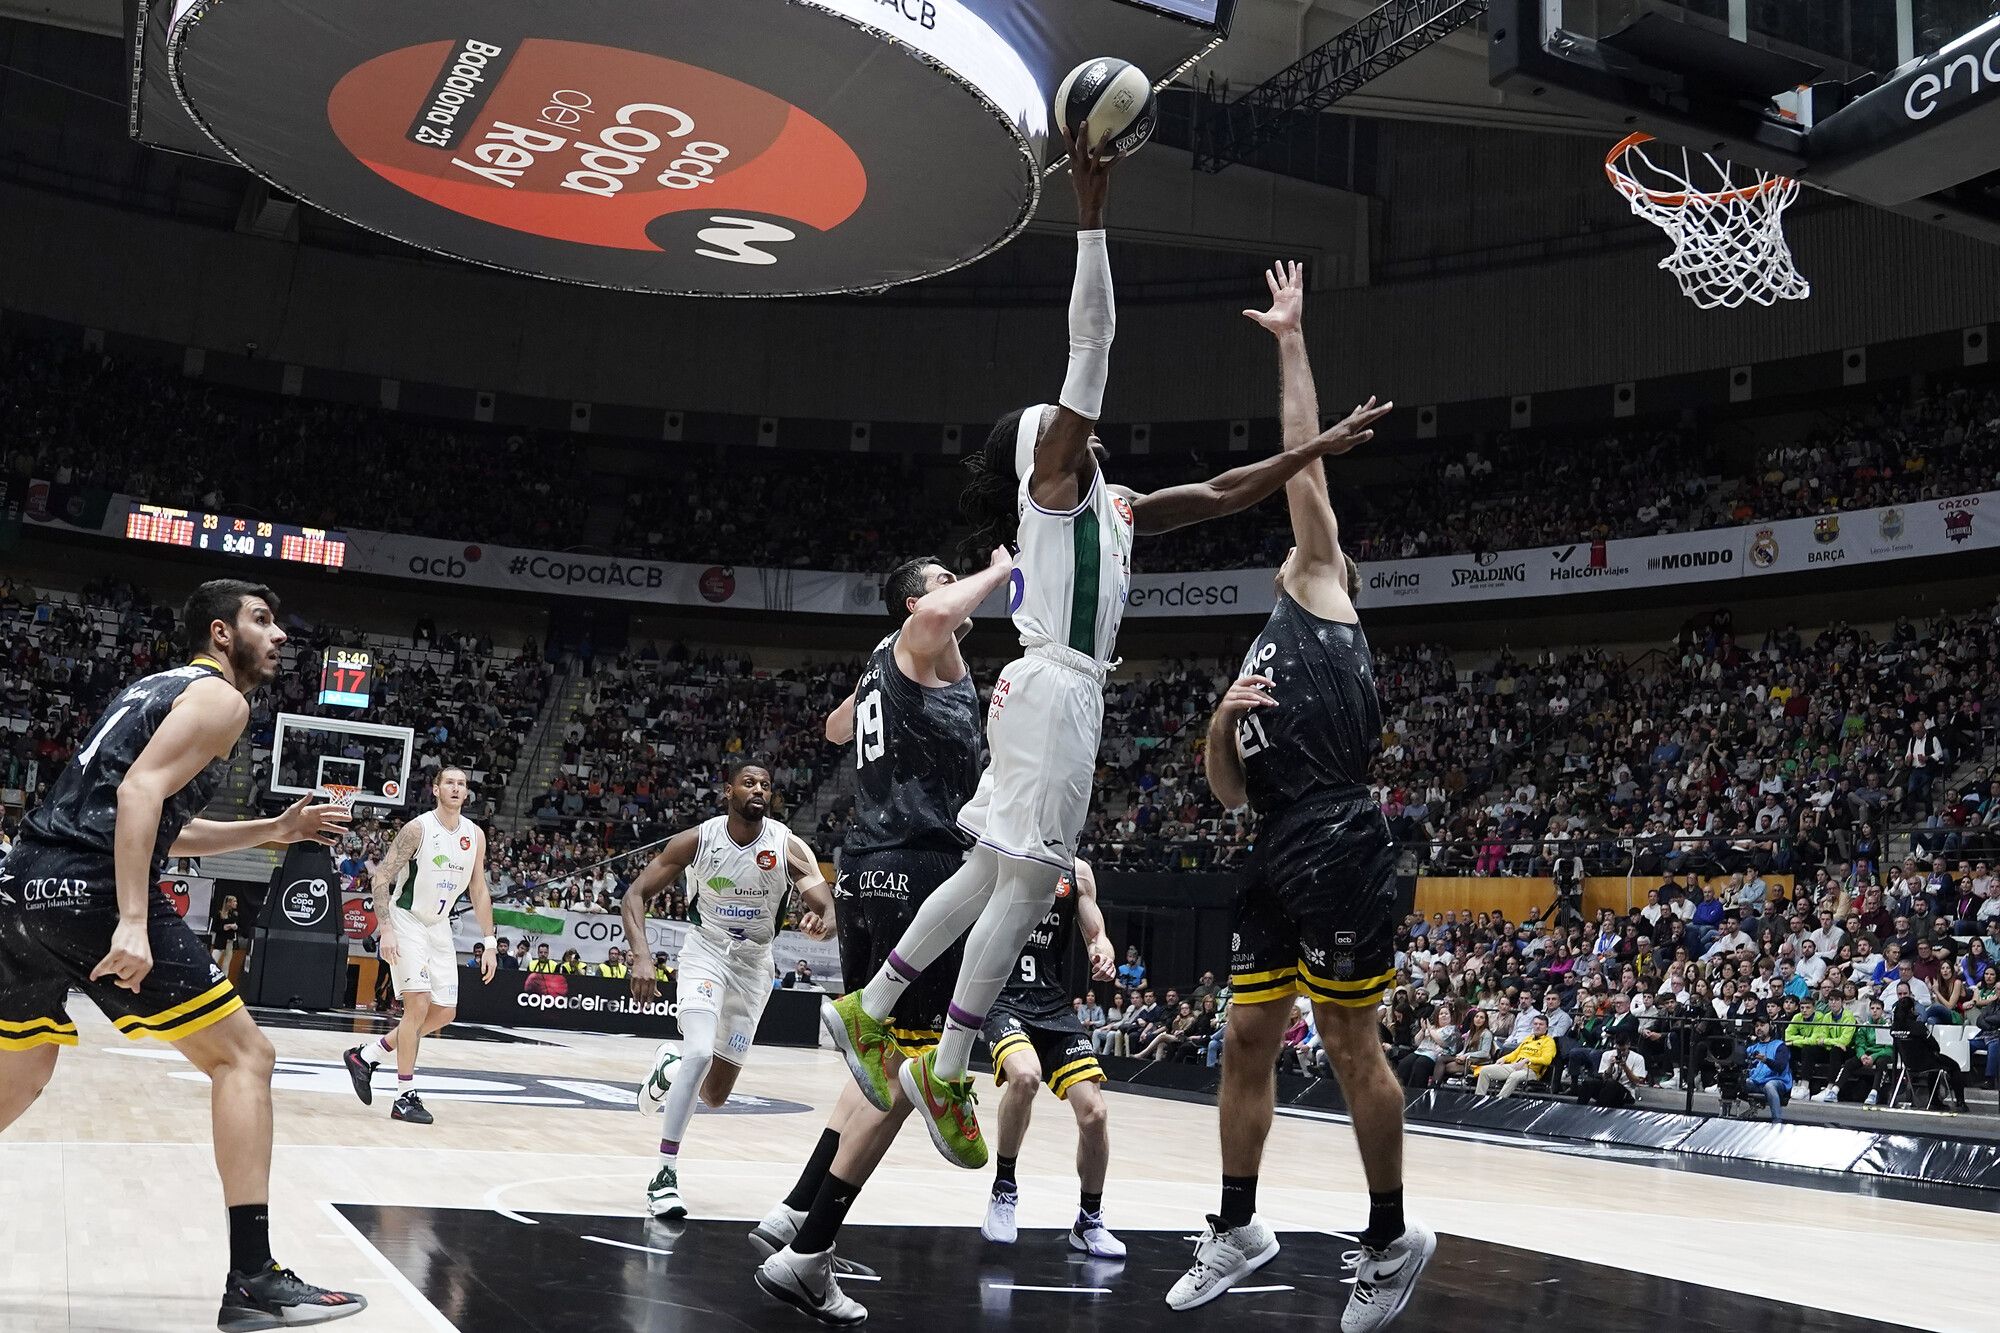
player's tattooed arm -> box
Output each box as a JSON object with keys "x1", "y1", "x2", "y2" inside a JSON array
[
  {"x1": 786, "y1": 835, "x2": 836, "y2": 939},
  {"x1": 369, "y1": 817, "x2": 423, "y2": 895},
  {"x1": 623, "y1": 827, "x2": 699, "y2": 1002}
]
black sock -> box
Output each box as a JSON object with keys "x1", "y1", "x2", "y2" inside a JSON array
[
  {"x1": 784, "y1": 1128, "x2": 842, "y2": 1211},
  {"x1": 1219, "y1": 1175, "x2": 1258, "y2": 1230},
  {"x1": 1079, "y1": 1190, "x2": 1103, "y2": 1218},
  {"x1": 1359, "y1": 1188, "x2": 1405, "y2": 1251},
  {"x1": 227, "y1": 1204, "x2": 272, "y2": 1276},
  {"x1": 793, "y1": 1173, "x2": 861, "y2": 1255},
  {"x1": 994, "y1": 1154, "x2": 1018, "y2": 1194}
]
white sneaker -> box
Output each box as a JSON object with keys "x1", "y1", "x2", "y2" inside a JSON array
[
  {"x1": 1865, "y1": 1090, "x2": 1878, "y2": 1106},
  {"x1": 1070, "y1": 1210, "x2": 1127, "y2": 1259},
  {"x1": 1341, "y1": 1225, "x2": 1437, "y2": 1332},
  {"x1": 755, "y1": 1246, "x2": 867, "y2": 1327},
  {"x1": 1165, "y1": 1215, "x2": 1280, "y2": 1311},
  {"x1": 1814, "y1": 1087, "x2": 1839, "y2": 1103},
  {"x1": 1661, "y1": 1072, "x2": 1681, "y2": 1090},
  {"x1": 748, "y1": 1203, "x2": 803, "y2": 1258},
  {"x1": 637, "y1": 1041, "x2": 680, "y2": 1116},
  {"x1": 646, "y1": 1162, "x2": 685, "y2": 1220},
  {"x1": 981, "y1": 1189, "x2": 1018, "y2": 1244}
]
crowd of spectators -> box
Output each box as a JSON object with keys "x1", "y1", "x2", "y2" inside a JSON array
[{"x1": 9, "y1": 333, "x2": 2000, "y2": 575}]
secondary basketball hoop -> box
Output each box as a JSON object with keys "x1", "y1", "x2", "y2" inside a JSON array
[{"x1": 1605, "y1": 133, "x2": 1810, "y2": 311}]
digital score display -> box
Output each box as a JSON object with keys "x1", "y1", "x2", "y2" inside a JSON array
[
  {"x1": 124, "y1": 502, "x2": 348, "y2": 568},
  {"x1": 319, "y1": 647, "x2": 373, "y2": 709}
]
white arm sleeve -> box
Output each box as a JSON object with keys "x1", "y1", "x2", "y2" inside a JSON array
[{"x1": 1058, "y1": 229, "x2": 1114, "y2": 421}]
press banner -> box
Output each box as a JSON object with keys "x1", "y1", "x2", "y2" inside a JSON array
[
  {"x1": 26, "y1": 480, "x2": 2000, "y2": 615},
  {"x1": 448, "y1": 906, "x2": 844, "y2": 986}
]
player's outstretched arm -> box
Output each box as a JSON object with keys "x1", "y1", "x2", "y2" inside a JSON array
[
  {"x1": 170, "y1": 795, "x2": 350, "y2": 856},
  {"x1": 902, "y1": 545, "x2": 1014, "y2": 662},
  {"x1": 1204, "y1": 674, "x2": 1276, "y2": 812},
  {"x1": 97, "y1": 678, "x2": 249, "y2": 993},
  {"x1": 623, "y1": 827, "x2": 699, "y2": 1002},
  {"x1": 1032, "y1": 131, "x2": 1120, "y2": 509},
  {"x1": 786, "y1": 835, "x2": 836, "y2": 939}
]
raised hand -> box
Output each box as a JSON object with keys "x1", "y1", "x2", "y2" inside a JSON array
[
  {"x1": 1243, "y1": 261, "x2": 1305, "y2": 338},
  {"x1": 1302, "y1": 396, "x2": 1394, "y2": 458}
]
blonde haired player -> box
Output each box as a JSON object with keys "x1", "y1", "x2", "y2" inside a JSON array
[
  {"x1": 623, "y1": 761, "x2": 835, "y2": 1219},
  {"x1": 343, "y1": 766, "x2": 496, "y2": 1123}
]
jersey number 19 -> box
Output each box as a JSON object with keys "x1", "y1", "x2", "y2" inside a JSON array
[{"x1": 854, "y1": 689, "x2": 885, "y2": 768}]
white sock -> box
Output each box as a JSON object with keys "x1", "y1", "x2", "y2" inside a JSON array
[
  {"x1": 361, "y1": 1036, "x2": 392, "y2": 1066},
  {"x1": 934, "y1": 860, "x2": 1062, "y2": 1081},
  {"x1": 859, "y1": 846, "x2": 999, "y2": 1019},
  {"x1": 659, "y1": 1009, "x2": 716, "y2": 1152}
]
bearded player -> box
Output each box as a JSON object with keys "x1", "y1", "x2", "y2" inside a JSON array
[
  {"x1": 824, "y1": 134, "x2": 1394, "y2": 1170},
  {"x1": 342, "y1": 766, "x2": 497, "y2": 1123},
  {"x1": 1168, "y1": 264, "x2": 1430, "y2": 1329},
  {"x1": 623, "y1": 762, "x2": 835, "y2": 1219},
  {"x1": 979, "y1": 856, "x2": 1122, "y2": 1259},
  {"x1": 0, "y1": 580, "x2": 366, "y2": 1329},
  {"x1": 751, "y1": 546, "x2": 1011, "y2": 1326}
]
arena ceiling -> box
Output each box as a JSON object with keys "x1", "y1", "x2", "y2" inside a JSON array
[{"x1": 2, "y1": 0, "x2": 1607, "y2": 136}]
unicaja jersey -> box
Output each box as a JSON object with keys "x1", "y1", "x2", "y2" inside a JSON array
[
  {"x1": 1003, "y1": 869, "x2": 1079, "y2": 1008},
  {"x1": 21, "y1": 661, "x2": 229, "y2": 871},
  {"x1": 845, "y1": 631, "x2": 982, "y2": 856},
  {"x1": 685, "y1": 815, "x2": 793, "y2": 948},
  {"x1": 1237, "y1": 591, "x2": 1384, "y2": 814},
  {"x1": 1007, "y1": 407, "x2": 1134, "y2": 666},
  {"x1": 390, "y1": 811, "x2": 481, "y2": 923}
]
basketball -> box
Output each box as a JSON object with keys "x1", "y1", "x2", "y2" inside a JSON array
[
  {"x1": 1057, "y1": 58, "x2": 1157, "y2": 162},
  {"x1": 637, "y1": 1041, "x2": 682, "y2": 1116}
]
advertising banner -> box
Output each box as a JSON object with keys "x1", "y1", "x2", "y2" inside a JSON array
[
  {"x1": 452, "y1": 966, "x2": 822, "y2": 1044},
  {"x1": 448, "y1": 906, "x2": 844, "y2": 987}
]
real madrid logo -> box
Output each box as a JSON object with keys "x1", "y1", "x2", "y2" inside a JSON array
[
  {"x1": 1879, "y1": 508, "x2": 1904, "y2": 541},
  {"x1": 1813, "y1": 516, "x2": 1839, "y2": 544},
  {"x1": 1749, "y1": 529, "x2": 1779, "y2": 568}
]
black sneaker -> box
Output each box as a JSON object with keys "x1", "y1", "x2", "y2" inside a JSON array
[
  {"x1": 218, "y1": 1264, "x2": 367, "y2": 1330},
  {"x1": 341, "y1": 1047, "x2": 375, "y2": 1107},
  {"x1": 391, "y1": 1090, "x2": 433, "y2": 1124}
]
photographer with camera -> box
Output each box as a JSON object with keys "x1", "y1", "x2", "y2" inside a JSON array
[{"x1": 1574, "y1": 1025, "x2": 1647, "y2": 1109}]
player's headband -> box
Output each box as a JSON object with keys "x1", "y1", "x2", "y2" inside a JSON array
[{"x1": 1014, "y1": 403, "x2": 1050, "y2": 481}]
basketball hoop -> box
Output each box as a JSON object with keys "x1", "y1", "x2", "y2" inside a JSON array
[
  {"x1": 1605, "y1": 133, "x2": 1810, "y2": 311},
  {"x1": 319, "y1": 784, "x2": 361, "y2": 813}
]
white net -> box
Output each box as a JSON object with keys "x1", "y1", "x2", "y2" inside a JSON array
[
  {"x1": 318, "y1": 784, "x2": 361, "y2": 812},
  {"x1": 1605, "y1": 134, "x2": 1810, "y2": 311}
]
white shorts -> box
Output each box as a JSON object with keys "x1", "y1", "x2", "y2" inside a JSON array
[
  {"x1": 385, "y1": 906, "x2": 459, "y2": 1008},
  {"x1": 956, "y1": 648, "x2": 1106, "y2": 871},
  {"x1": 675, "y1": 930, "x2": 773, "y2": 1065}
]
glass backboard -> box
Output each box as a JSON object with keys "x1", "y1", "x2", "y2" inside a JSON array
[{"x1": 271, "y1": 712, "x2": 414, "y2": 807}]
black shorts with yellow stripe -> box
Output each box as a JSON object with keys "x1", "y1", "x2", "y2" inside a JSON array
[
  {"x1": 834, "y1": 847, "x2": 966, "y2": 1058},
  {"x1": 1230, "y1": 791, "x2": 1398, "y2": 1010},
  {"x1": 0, "y1": 846, "x2": 244, "y2": 1051},
  {"x1": 982, "y1": 1000, "x2": 1104, "y2": 1100}
]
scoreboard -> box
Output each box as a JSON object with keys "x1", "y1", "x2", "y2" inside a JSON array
[
  {"x1": 124, "y1": 502, "x2": 348, "y2": 569},
  {"x1": 319, "y1": 647, "x2": 373, "y2": 709}
]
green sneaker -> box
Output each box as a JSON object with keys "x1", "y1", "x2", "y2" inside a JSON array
[
  {"x1": 647, "y1": 1162, "x2": 686, "y2": 1219},
  {"x1": 822, "y1": 994, "x2": 897, "y2": 1112},
  {"x1": 898, "y1": 1048, "x2": 988, "y2": 1170}
]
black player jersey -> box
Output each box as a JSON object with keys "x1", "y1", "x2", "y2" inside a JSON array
[
  {"x1": 1005, "y1": 871, "x2": 1079, "y2": 1007},
  {"x1": 1236, "y1": 591, "x2": 1383, "y2": 814},
  {"x1": 843, "y1": 631, "x2": 982, "y2": 856},
  {"x1": 21, "y1": 662, "x2": 230, "y2": 870}
]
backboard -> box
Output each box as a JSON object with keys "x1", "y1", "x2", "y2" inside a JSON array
[
  {"x1": 1493, "y1": 0, "x2": 2000, "y2": 244},
  {"x1": 271, "y1": 712, "x2": 415, "y2": 809}
]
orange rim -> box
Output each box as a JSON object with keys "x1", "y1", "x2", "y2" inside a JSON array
[{"x1": 1604, "y1": 132, "x2": 1793, "y2": 207}]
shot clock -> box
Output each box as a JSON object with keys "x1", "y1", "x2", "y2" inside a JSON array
[{"x1": 318, "y1": 648, "x2": 373, "y2": 709}]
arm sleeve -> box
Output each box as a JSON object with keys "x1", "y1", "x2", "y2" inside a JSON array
[{"x1": 1058, "y1": 229, "x2": 1115, "y2": 420}]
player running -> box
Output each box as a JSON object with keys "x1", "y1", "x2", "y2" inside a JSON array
[
  {"x1": 751, "y1": 548, "x2": 1010, "y2": 1327},
  {"x1": 979, "y1": 856, "x2": 1123, "y2": 1259},
  {"x1": 622, "y1": 762, "x2": 835, "y2": 1220},
  {"x1": 824, "y1": 134, "x2": 1394, "y2": 1171},
  {"x1": 1168, "y1": 263, "x2": 1431, "y2": 1329},
  {"x1": 342, "y1": 766, "x2": 497, "y2": 1123},
  {"x1": 0, "y1": 579, "x2": 367, "y2": 1330}
]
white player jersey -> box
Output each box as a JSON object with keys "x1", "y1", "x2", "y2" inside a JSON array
[
  {"x1": 388, "y1": 810, "x2": 481, "y2": 924},
  {"x1": 1009, "y1": 413, "x2": 1135, "y2": 666},
  {"x1": 684, "y1": 815, "x2": 793, "y2": 949}
]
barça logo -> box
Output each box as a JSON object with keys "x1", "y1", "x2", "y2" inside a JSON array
[
  {"x1": 1749, "y1": 529, "x2": 1780, "y2": 568},
  {"x1": 1813, "y1": 516, "x2": 1839, "y2": 544}
]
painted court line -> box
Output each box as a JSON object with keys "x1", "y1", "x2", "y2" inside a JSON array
[
  {"x1": 319, "y1": 1199, "x2": 459, "y2": 1333},
  {"x1": 584, "y1": 1235, "x2": 673, "y2": 1256},
  {"x1": 985, "y1": 1284, "x2": 1113, "y2": 1294}
]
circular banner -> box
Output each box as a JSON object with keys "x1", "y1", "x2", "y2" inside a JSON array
[{"x1": 169, "y1": 0, "x2": 1047, "y2": 296}]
